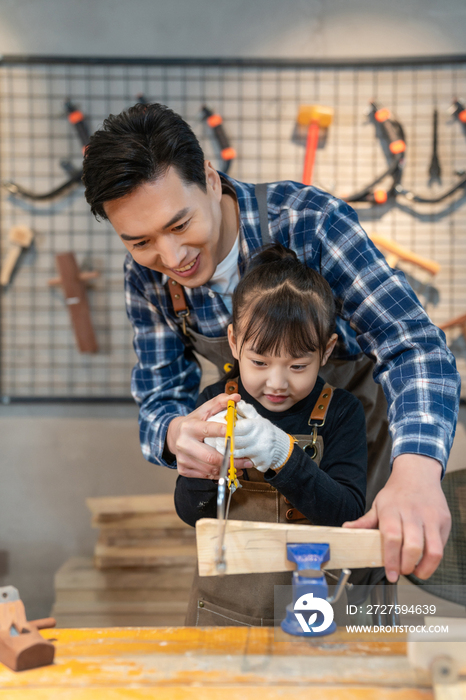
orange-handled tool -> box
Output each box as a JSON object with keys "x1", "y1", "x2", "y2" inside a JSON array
[{"x1": 297, "y1": 105, "x2": 334, "y2": 186}]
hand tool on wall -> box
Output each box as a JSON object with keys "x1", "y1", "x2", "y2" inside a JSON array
[
  {"x1": 65, "y1": 99, "x2": 91, "y2": 153},
  {"x1": 395, "y1": 99, "x2": 466, "y2": 204},
  {"x1": 345, "y1": 102, "x2": 406, "y2": 205},
  {"x1": 216, "y1": 396, "x2": 240, "y2": 574},
  {"x1": 439, "y1": 312, "x2": 466, "y2": 342},
  {"x1": 295, "y1": 105, "x2": 333, "y2": 186},
  {"x1": 0, "y1": 586, "x2": 56, "y2": 672},
  {"x1": 48, "y1": 252, "x2": 99, "y2": 353},
  {"x1": 0, "y1": 226, "x2": 34, "y2": 287},
  {"x1": 428, "y1": 108, "x2": 442, "y2": 183},
  {"x1": 448, "y1": 98, "x2": 466, "y2": 128},
  {"x1": 201, "y1": 105, "x2": 237, "y2": 174},
  {"x1": 369, "y1": 233, "x2": 440, "y2": 276},
  {"x1": 3, "y1": 100, "x2": 90, "y2": 202}
]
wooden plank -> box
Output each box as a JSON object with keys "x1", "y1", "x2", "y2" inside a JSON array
[
  {"x1": 40, "y1": 626, "x2": 409, "y2": 657},
  {"x1": 92, "y1": 513, "x2": 188, "y2": 529},
  {"x1": 54, "y1": 589, "x2": 190, "y2": 604},
  {"x1": 196, "y1": 518, "x2": 383, "y2": 576},
  {"x1": 54, "y1": 558, "x2": 194, "y2": 591},
  {"x1": 51, "y1": 614, "x2": 187, "y2": 628},
  {"x1": 0, "y1": 687, "x2": 435, "y2": 700},
  {"x1": 86, "y1": 494, "x2": 178, "y2": 516},
  {"x1": 98, "y1": 533, "x2": 195, "y2": 548},
  {"x1": 52, "y1": 601, "x2": 188, "y2": 615},
  {"x1": 98, "y1": 528, "x2": 195, "y2": 541},
  {"x1": 94, "y1": 544, "x2": 197, "y2": 569}
]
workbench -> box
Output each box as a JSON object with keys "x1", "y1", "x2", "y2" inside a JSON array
[{"x1": 0, "y1": 625, "x2": 447, "y2": 699}]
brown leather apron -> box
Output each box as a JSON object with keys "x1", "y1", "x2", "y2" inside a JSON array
[
  {"x1": 184, "y1": 384, "x2": 332, "y2": 627},
  {"x1": 167, "y1": 182, "x2": 392, "y2": 510}
]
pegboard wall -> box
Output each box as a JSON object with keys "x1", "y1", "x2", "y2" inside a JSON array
[{"x1": 1, "y1": 56, "x2": 466, "y2": 400}]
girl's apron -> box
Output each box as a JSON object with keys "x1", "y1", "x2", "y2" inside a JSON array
[
  {"x1": 184, "y1": 383, "x2": 334, "y2": 627},
  {"x1": 167, "y1": 182, "x2": 392, "y2": 510}
]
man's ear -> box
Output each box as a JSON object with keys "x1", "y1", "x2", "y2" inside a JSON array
[
  {"x1": 205, "y1": 160, "x2": 222, "y2": 201},
  {"x1": 321, "y1": 333, "x2": 338, "y2": 367},
  {"x1": 227, "y1": 324, "x2": 239, "y2": 360}
]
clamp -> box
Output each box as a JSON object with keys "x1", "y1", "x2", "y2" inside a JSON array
[{"x1": 281, "y1": 543, "x2": 351, "y2": 637}]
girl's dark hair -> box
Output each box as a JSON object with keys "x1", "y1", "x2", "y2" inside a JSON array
[
  {"x1": 82, "y1": 103, "x2": 206, "y2": 220},
  {"x1": 231, "y1": 244, "x2": 336, "y2": 362}
]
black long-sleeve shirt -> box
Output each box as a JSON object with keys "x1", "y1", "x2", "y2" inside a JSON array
[{"x1": 174, "y1": 375, "x2": 367, "y2": 528}]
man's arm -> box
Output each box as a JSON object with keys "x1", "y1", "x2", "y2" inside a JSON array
[
  {"x1": 125, "y1": 263, "x2": 201, "y2": 467},
  {"x1": 309, "y1": 198, "x2": 460, "y2": 579},
  {"x1": 312, "y1": 198, "x2": 459, "y2": 473},
  {"x1": 125, "y1": 259, "x2": 247, "y2": 476}
]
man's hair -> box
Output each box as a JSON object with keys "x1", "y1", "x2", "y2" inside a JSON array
[{"x1": 82, "y1": 103, "x2": 206, "y2": 220}]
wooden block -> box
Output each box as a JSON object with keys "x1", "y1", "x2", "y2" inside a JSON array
[
  {"x1": 196, "y1": 518, "x2": 383, "y2": 576},
  {"x1": 98, "y1": 528, "x2": 196, "y2": 541},
  {"x1": 92, "y1": 513, "x2": 187, "y2": 529},
  {"x1": 408, "y1": 617, "x2": 466, "y2": 676},
  {"x1": 51, "y1": 613, "x2": 187, "y2": 628},
  {"x1": 54, "y1": 588, "x2": 190, "y2": 604},
  {"x1": 51, "y1": 600, "x2": 188, "y2": 616},
  {"x1": 98, "y1": 533, "x2": 195, "y2": 548},
  {"x1": 94, "y1": 544, "x2": 197, "y2": 569},
  {"x1": 86, "y1": 494, "x2": 177, "y2": 516},
  {"x1": 54, "y1": 557, "x2": 194, "y2": 591},
  {"x1": 54, "y1": 252, "x2": 98, "y2": 353}
]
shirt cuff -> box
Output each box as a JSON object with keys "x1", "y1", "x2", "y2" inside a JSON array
[
  {"x1": 140, "y1": 410, "x2": 180, "y2": 468},
  {"x1": 391, "y1": 422, "x2": 450, "y2": 476}
]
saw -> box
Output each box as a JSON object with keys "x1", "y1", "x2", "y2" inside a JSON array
[{"x1": 215, "y1": 398, "x2": 240, "y2": 574}]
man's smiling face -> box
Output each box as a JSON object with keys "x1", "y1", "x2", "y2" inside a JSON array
[{"x1": 104, "y1": 162, "x2": 231, "y2": 287}]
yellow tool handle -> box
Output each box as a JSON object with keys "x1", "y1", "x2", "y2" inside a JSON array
[{"x1": 225, "y1": 400, "x2": 239, "y2": 490}]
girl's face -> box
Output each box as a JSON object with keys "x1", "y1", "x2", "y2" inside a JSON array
[{"x1": 228, "y1": 324, "x2": 338, "y2": 412}]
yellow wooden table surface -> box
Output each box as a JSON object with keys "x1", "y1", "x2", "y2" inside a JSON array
[{"x1": 0, "y1": 626, "x2": 435, "y2": 699}]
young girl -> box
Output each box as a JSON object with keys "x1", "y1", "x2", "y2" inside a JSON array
[{"x1": 175, "y1": 244, "x2": 367, "y2": 627}]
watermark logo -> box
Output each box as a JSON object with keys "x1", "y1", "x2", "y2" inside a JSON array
[{"x1": 293, "y1": 592, "x2": 334, "y2": 634}]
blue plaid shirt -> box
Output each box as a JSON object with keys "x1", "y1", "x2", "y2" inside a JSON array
[{"x1": 124, "y1": 175, "x2": 460, "y2": 471}]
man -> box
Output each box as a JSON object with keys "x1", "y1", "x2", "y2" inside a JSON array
[{"x1": 82, "y1": 102, "x2": 459, "y2": 584}]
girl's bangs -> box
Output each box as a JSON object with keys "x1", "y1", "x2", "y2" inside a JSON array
[{"x1": 239, "y1": 293, "x2": 324, "y2": 358}]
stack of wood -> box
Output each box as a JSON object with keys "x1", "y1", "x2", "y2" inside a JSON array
[{"x1": 52, "y1": 495, "x2": 196, "y2": 627}]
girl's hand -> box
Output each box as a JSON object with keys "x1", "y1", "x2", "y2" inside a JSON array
[
  {"x1": 166, "y1": 393, "x2": 250, "y2": 479},
  {"x1": 233, "y1": 400, "x2": 292, "y2": 472}
]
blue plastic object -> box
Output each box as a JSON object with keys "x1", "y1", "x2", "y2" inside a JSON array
[{"x1": 281, "y1": 543, "x2": 337, "y2": 637}]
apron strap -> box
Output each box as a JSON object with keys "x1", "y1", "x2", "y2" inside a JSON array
[
  {"x1": 309, "y1": 383, "x2": 334, "y2": 426},
  {"x1": 167, "y1": 277, "x2": 190, "y2": 336},
  {"x1": 254, "y1": 182, "x2": 272, "y2": 245}
]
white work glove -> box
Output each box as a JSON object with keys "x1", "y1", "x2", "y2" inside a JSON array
[{"x1": 205, "y1": 400, "x2": 292, "y2": 472}]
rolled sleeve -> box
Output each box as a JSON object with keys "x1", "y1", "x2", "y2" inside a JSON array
[
  {"x1": 312, "y1": 199, "x2": 461, "y2": 472},
  {"x1": 125, "y1": 259, "x2": 201, "y2": 467}
]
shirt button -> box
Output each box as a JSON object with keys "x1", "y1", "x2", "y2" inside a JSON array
[{"x1": 208, "y1": 290, "x2": 215, "y2": 298}]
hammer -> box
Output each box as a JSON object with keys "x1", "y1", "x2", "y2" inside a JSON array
[{"x1": 296, "y1": 105, "x2": 333, "y2": 186}]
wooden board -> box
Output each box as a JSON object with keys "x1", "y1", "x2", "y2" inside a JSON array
[
  {"x1": 97, "y1": 533, "x2": 195, "y2": 548},
  {"x1": 86, "y1": 494, "x2": 179, "y2": 516},
  {"x1": 196, "y1": 518, "x2": 383, "y2": 576},
  {"x1": 0, "y1": 626, "x2": 439, "y2": 700},
  {"x1": 52, "y1": 600, "x2": 188, "y2": 615},
  {"x1": 54, "y1": 588, "x2": 190, "y2": 603},
  {"x1": 55, "y1": 557, "x2": 194, "y2": 591},
  {"x1": 91, "y1": 513, "x2": 188, "y2": 529},
  {"x1": 55, "y1": 252, "x2": 98, "y2": 353},
  {"x1": 94, "y1": 543, "x2": 197, "y2": 569}
]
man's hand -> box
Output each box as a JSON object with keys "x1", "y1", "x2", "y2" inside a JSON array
[
  {"x1": 343, "y1": 454, "x2": 451, "y2": 582},
  {"x1": 166, "y1": 393, "x2": 252, "y2": 479}
]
